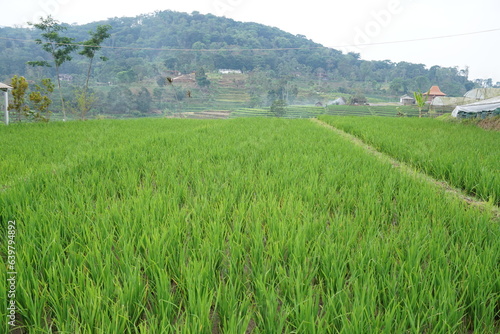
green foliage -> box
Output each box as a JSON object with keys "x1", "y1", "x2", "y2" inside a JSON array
[
  {"x1": 414, "y1": 75, "x2": 430, "y2": 92},
  {"x1": 79, "y1": 25, "x2": 112, "y2": 60},
  {"x1": 0, "y1": 11, "x2": 477, "y2": 97},
  {"x1": 153, "y1": 87, "x2": 164, "y2": 109},
  {"x1": 106, "y1": 86, "x2": 134, "y2": 113},
  {"x1": 28, "y1": 16, "x2": 79, "y2": 67},
  {"x1": 195, "y1": 67, "x2": 210, "y2": 87},
  {"x1": 348, "y1": 94, "x2": 367, "y2": 105},
  {"x1": 79, "y1": 25, "x2": 112, "y2": 91},
  {"x1": 116, "y1": 70, "x2": 136, "y2": 84},
  {"x1": 28, "y1": 15, "x2": 79, "y2": 120},
  {"x1": 389, "y1": 78, "x2": 406, "y2": 95},
  {"x1": 413, "y1": 90, "x2": 427, "y2": 118},
  {"x1": 172, "y1": 86, "x2": 186, "y2": 102},
  {"x1": 28, "y1": 78, "x2": 54, "y2": 122},
  {"x1": 26, "y1": 61, "x2": 51, "y2": 68},
  {"x1": 156, "y1": 77, "x2": 167, "y2": 87},
  {"x1": 266, "y1": 78, "x2": 299, "y2": 106},
  {"x1": 270, "y1": 99, "x2": 287, "y2": 117},
  {"x1": 8, "y1": 76, "x2": 54, "y2": 122},
  {"x1": 8, "y1": 75, "x2": 30, "y2": 122},
  {"x1": 135, "y1": 87, "x2": 152, "y2": 113},
  {"x1": 73, "y1": 87, "x2": 97, "y2": 120}
]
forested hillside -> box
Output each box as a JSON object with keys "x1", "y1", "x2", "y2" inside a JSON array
[{"x1": 0, "y1": 10, "x2": 476, "y2": 97}]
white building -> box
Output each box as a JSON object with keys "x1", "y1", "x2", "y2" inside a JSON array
[{"x1": 218, "y1": 69, "x2": 242, "y2": 74}]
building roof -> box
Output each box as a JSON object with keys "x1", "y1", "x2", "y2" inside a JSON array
[
  {"x1": 432, "y1": 96, "x2": 475, "y2": 107},
  {"x1": 172, "y1": 73, "x2": 195, "y2": 83},
  {"x1": 400, "y1": 95, "x2": 414, "y2": 100},
  {"x1": 452, "y1": 95, "x2": 500, "y2": 117},
  {"x1": 424, "y1": 85, "x2": 446, "y2": 96},
  {"x1": 464, "y1": 88, "x2": 500, "y2": 100},
  {"x1": 0, "y1": 82, "x2": 13, "y2": 91}
]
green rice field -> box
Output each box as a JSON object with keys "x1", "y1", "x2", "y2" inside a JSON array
[
  {"x1": 1, "y1": 118, "x2": 499, "y2": 333},
  {"x1": 319, "y1": 116, "x2": 500, "y2": 205}
]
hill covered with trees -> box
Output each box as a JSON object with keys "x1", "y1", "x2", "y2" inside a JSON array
[
  {"x1": 0, "y1": 10, "x2": 489, "y2": 118},
  {"x1": 1, "y1": 11, "x2": 478, "y2": 91}
]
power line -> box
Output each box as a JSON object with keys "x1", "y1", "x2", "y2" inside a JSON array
[
  {"x1": 0, "y1": 27, "x2": 499, "y2": 52},
  {"x1": 330, "y1": 28, "x2": 500, "y2": 48}
]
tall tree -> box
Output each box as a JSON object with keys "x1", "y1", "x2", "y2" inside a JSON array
[
  {"x1": 79, "y1": 25, "x2": 112, "y2": 93},
  {"x1": 77, "y1": 25, "x2": 111, "y2": 120},
  {"x1": 28, "y1": 16, "x2": 79, "y2": 121},
  {"x1": 270, "y1": 99, "x2": 287, "y2": 117},
  {"x1": 8, "y1": 75, "x2": 30, "y2": 122},
  {"x1": 106, "y1": 86, "x2": 133, "y2": 114},
  {"x1": 195, "y1": 67, "x2": 210, "y2": 88},
  {"x1": 389, "y1": 78, "x2": 405, "y2": 97},
  {"x1": 135, "y1": 87, "x2": 152, "y2": 114}
]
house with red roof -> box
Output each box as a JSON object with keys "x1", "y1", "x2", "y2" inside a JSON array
[{"x1": 423, "y1": 85, "x2": 446, "y2": 102}]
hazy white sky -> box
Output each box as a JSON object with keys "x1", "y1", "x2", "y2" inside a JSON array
[{"x1": 1, "y1": 0, "x2": 499, "y2": 82}]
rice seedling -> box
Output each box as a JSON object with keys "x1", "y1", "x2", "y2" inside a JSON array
[
  {"x1": 319, "y1": 115, "x2": 500, "y2": 206},
  {"x1": 1, "y1": 118, "x2": 498, "y2": 333}
]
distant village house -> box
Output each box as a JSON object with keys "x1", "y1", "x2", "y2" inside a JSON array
[
  {"x1": 399, "y1": 95, "x2": 415, "y2": 106},
  {"x1": 218, "y1": 69, "x2": 242, "y2": 74},
  {"x1": 58, "y1": 74, "x2": 73, "y2": 82},
  {"x1": 423, "y1": 85, "x2": 446, "y2": 102}
]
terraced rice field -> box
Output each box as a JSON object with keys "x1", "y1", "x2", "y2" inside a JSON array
[
  {"x1": 1, "y1": 118, "x2": 498, "y2": 333},
  {"x1": 230, "y1": 106, "x2": 325, "y2": 119}
]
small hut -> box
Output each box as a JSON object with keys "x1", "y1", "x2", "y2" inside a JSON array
[
  {"x1": 423, "y1": 85, "x2": 446, "y2": 102},
  {"x1": 400, "y1": 94, "x2": 415, "y2": 106},
  {"x1": 0, "y1": 82, "x2": 12, "y2": 125}
]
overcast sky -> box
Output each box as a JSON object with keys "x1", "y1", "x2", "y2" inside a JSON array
[{"x1": 1, "y1": 0, "x2": 499, "y2": 83}]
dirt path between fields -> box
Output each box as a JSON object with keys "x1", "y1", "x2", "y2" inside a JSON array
[{"x1": 312, "y1": 118, "x2": 500, "y2": 221}]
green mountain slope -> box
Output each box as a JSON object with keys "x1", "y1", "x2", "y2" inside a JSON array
[{"x1": 0, "y1": 10, "x2": 475, "y2": 97}]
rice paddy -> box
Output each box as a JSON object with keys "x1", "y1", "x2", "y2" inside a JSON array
[
  {"x1": 319, "y1": 116, "x2": 500, "y2": 205},
  {"x1": 1, "y1": 118, "x2": 499, "y2": 333}
]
